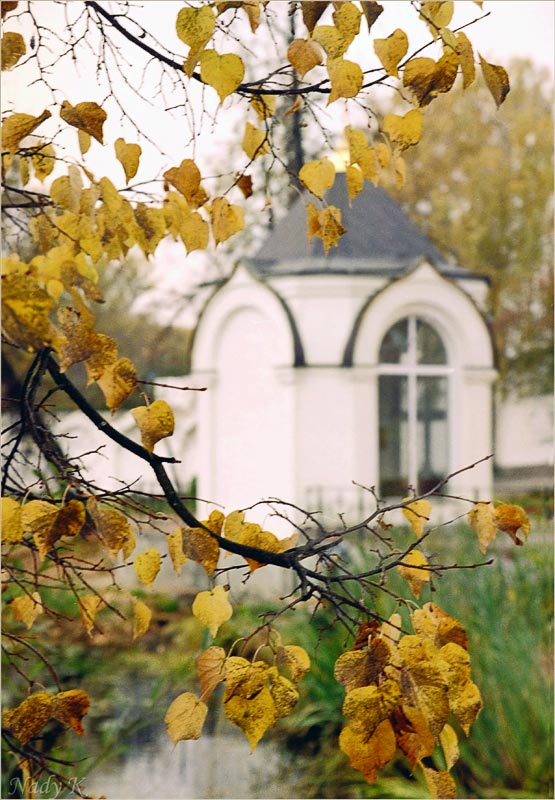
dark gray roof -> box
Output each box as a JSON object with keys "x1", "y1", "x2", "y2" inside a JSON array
[{"x1": 247, "y1": 174, "x2": 472, "y2": 279}]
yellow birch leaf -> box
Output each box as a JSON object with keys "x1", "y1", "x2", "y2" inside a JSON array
[
  {"x1": 134, "y1": 547, "x2": 161, "y2": 588},
  {"x1": 96, "y1": 357, "x2": 138, "y2": 412},
  {"x1": 327, "y1": 57, "x2": 363, "y2": 104},
  {"x1": 121, "y1": 526, "x2": 136, "y2": 560},
  {"x1": 56, "y1": 305, "x2": 101, "y2": 372},
  {"x1": 455, "y1": 31, "x2": 475, "y2": 88},
  {"x1": 84, "y1": 334, "x2": 118, "y2": 385},
  {"x1": 199, "y1": 50, "x2": 244, "y2": 103},
  {"x1": 277, "y1": 644, "x2": 311, "y2": 682},
  {"x1": 182, "y1": 524, "x2": 220, "y2": 575},
  {"x1": 1, "y1": 31, "x2": 25, "y2": 70},
  {"x1": 165, "y1": 692, "x2": 208, "y2": 744},
  {"x1": 131, "y1": 399, "x2": 175, "y2": 453},
  {"x1": 78, "y1": 594, "x2": 105, "y2": 636},
  {"x1": 339, "y1": 718, "x2": 397, "y2": 784},
  {"x1": 383, "y1": 109, "x2": 423, "y2": 151},
  {"x1": 345, "y1": 125, "x2": 368, "y2": 164},
  {"x1": 78, "y1": 129, "x2": 91, "y2": 155},
  {"x1": 411, "y1": 603, "x2": 468, "y2": 650},
  {"x1": 306, "y1": 200, "x2": 321, "y2": 240},
  {"x1": 31, "y1": 142, "x2": 55, "y2": 181},
  {"x1": 1, "y1": 109, "x2": 51, "y2": 152},
  {"x1": 403, "y1": 53, "x2": 458, "y2": 107},
  {"x1": 176, "y1": 5, "x2": 216, "y2": 77},
  {"x1": 395, "y1": 154, "x2": 406, "y2": 189},
  {"x1": 439, "y1": 723, "x2": 460, "y2": 769},
  {"x1": 397, "y1": 635, "x2": 449, "y2": 736},
  {"x1": 356, "y1": 145, "x2": 379, "y2": 185},
  {"x1": 242, "y1": 122, "x2": 270, "y2": 160},
  {"x1": 224, "y1": 686, "x2": 276, "y2": 751},
  {"x1": 374, "y1": 29, "x2": 408, "y2": 78},
  {"x1": 87, "y1": 496, "x2": 135, "y2": 558},
  {"x1": 299, "y1": 157, "x2": 335, "y2": 199},
  {"x1": 2, "y1": 272, "x2": 58, "y2": 351},
  {"x1": 51, "y1": 689, "x2": 90, "y2": 736},
  {"x1": 312, "y1": 25, "x2": 348, "y2": 60},
  {"x1": 180, "y1": 211, "x2": 209, "y2": 253},
  {"x1": 401, "y1": 496, "x2": 431, "y2": 537},
  {"x1": 192, "y1": 585, "x2": 232, "y2": 637},
  {"x1": 342, "y1": 679, "x2": 401, "y2": 739},
  {"x1": 114, "y1": 137, "x2": 141, "y2": 183},
  {"x1": 334, "y1": 639, "x2": 390, "y2": 692},
  {"x1": 396, "y1": 705, "x2": 435, "y2": 768},
  {"x1": 134, "y1": 204, "x2": 167, "y2": 256},
  {"x1": 345, "y1": 164, "x2": 363, "y2": 202},
  {"x1": 301, "y1": 1, "x2": 328, "y2": 34},
  {"x1": 268, "y1": 673, "x2": 299, "y2": 720},
  {"x1": 421, "y1": 766, "x2": 457, "y2": 799},
  {"x1": 2, "y1": 692, "x2": 54, "y2": 744},
  {"x1": 419, "y1": 1, "x2": 454, "y2": 37},
  {"x1": 164, "y1": 159, "x2": 208, "y2": 208},
  {"x1": 361, "y1": 1, "x2": 384, "y2": 32},
  {"x1": 197, "y1": 645, "x2": 227, "y2": 700},
  {"x1": 60, "y1": 100, "x2": 107, "y2": 144},
  {"x1": 2, "y1": 497, "x2": 23, "y2": 544},
  {"x1": 10, "y1": 592, "x2": 43, "y2": 629},
  {"x1": 447, "y1": 678, "x2": 482, "y2": 735},
  {"x1": 466, "y1": 501, "x2": 497, "y2": 554},
  {"x1": 167, "y1": 528, "x2": 188, "y2": 575},
  {"x1": 332, "y1": 2, "x2": 362, "y2": 46},
  {"x1": 34, "y1": 499, "x2": 85, "y2": 559},
  {"x1": 250, "y1": 93, "x2": 276, "y2": 120},
  {"x1": 397, "y1": 549, "x2": 430, "y2": 599},
  {"x1": 132, "y1": 598, "x2": 152, "y2": 640},
  {"x1": 210, "y1": 196, "x2": 244, "y2": 245},
  {"x1": 318, "y1": 205, "x2": 345, "y2": 254},
  {"x1": 288, "y1": 38, "x2": 323, "y2": 78},
  {"x1": 494, "y1": 503, "x2": 530, "y2": 546}
]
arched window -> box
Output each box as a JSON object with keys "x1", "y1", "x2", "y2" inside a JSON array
[{"x1": 378, "y1": 316, "x2": 450, "y2": 496}]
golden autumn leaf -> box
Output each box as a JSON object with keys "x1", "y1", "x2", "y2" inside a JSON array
[
  {"x1": 176, "y1": 5, "x2": 216, "y2": 76},
  {"x1": 200, "y1": 49, "x2": 244, "y2": 103},
  {"x1": 268, "y1": 672, "x2": 299, "y2": 720},
  {"x1": 421, "y1": 766, "x2": 457, "y2": 799},
  {"x1": 456, "y1": 31, "x2": 475, "y2": 88},
  {"x1": 114, "y1": 138, "x2": 141, "y2": 183},
  {"x1": 2, "y1": 272, "x2": 59, "y2": 351},
  {"x1": 60, "y1": 100, "x2": 107, "y2": 144},
  {"x1": 332, "y1": 2, "x2": 362, "y2": 46},
  {"x1": 403, "y1": 53, "x2": 458, "y2": 107},
  {"x1": 51, "y1": 689, "x2": 90, "y2": 736},
  {"x1": 374, "y1": 28, "x2": 408, "y2": 78},
  {"x1": 167, "y1": 527, "x2": 188, "y2": 575},
  {"x1": 301, "y1": 1, "x2": 328, "y2": 34},
  {"x1": 132, "y1": 598, "x2": 152, "y2": 640},
  {"x1": 30, "y1": 142, "x2": 55, "y2": 181},
  {"x1": 342, "y1": 679, "x2": 401, "y2": 739},
  {"x1": 397, "y1": 635, "x2": 449, "y2": 736},
  {"x1": 383, "y1": 109, "x2": 423, "y2": 151},
  {"x1": 87, "y1": 496, "x2": 135, "y2": 558},
  {"x1": 224, "y1": 686, "x2": 276, "y2": 751},
  {"x1": 250, "y1": 93, "x2": 276, "y2": 121},
  {"x1": 165, "y1": 692, "x2": 208, "y2": 744},
  {"x1": 181, "y1": 524, "x2": 220, "y2": 575},
  {"x1": 494, "y1": 503, "x2": 530, "y2": 546},
  {"x1": 23, "y1": 497, "x2": 85, "y2": 560},
  {"x1": 197, "y1": 645, "x2": 227, "y2": 700},
  {"x1": 192, "y1": 585, "x2": 232, "y2": 637},
  {"x1": 131, "y1": 399, "x2": 175, "y2": 453},
  {"x1": 10, "y1": 592, "x2": 43, "y2": 629},
  {"x1": 345, "y1": 164, "x2": 363, "y2": 202},
  {"x1": 327, "y1": 58, "x2": 363, "y2": 104},
  {"x1": 134, "y1": 203, "x2": 167, "y2": 256},
  {"x1": 287, "y1": 38, "x2": 323, "y2": 78},
  {"x1": 419, "y1": 1, "x2": 454, "y2": 37},
  {"x1": 78, "y1": 594, "x2": 105, "y2": 636},
  {"x1": 395, "y1": 705, "x2": 435, "y2": 768},
  {"x1": 277, "y1": 644, "x2": 311, "y2": 683},
  {"x1": 134, "y1": 548, "x2": 161, "y2": 588},
  {"x1": 210, "y1": 195, "x2": 244, "y2": 245},
  {"x1": 466, "y1": 501, "x2": 497, "y2": 554},
  {"x1": 2, "y1": 692, "x2": 54, "y2": 744},
  {"x1": 440, "y1": 722, "x2": 460, "y2": 769},
  {"x1": 242, "y1": 122, "x2": 270, "y2": 160},
  {"x1": 96, "y1": 357, "x2": 138, "y2": 412},
  {"x1": 2, "y1": 497, "x2": 23, "y2": 544},
  {"x1": 480, "y1": 55, "x2": 510, "y2": 108},
  {"x1": 397, "y1": 550, "x2": 430, "y2": 598},
  {"x1": 84, "y1": 333, "x2": 118, "y2": 384},
  {"x1": 1, "y1": 109, "x2": 51, "y2": 152},
  {"x1": 181, "y1": 211, "x2": 210, "y2": 253},
  {"x1": 306, "y1": 202, "x2": 346, "y2": 254},
  {"x1": 164, "y1": 159, "x2": 208, "y2": 209},
  {"x1": 439, "y1": 642, "x2": 482, "y2": 734},
  {"x1": 222, "y1": 510, "x2": 297, "y2": 572},
  {"x1": 345, "y1": 125, "x2": 368, "y2": 164},
  {"x1": 361, "y1": 1, "x2": 384, "y2": 31},
  {"x1": 78, "y1": 129, "x2": 90, "y2": 155},
  {"x1": 411, "y1": 603, "x2": 468, "y2": 651},
  {"x1": 50, "y1": 167, "x2": 83, "y2": 213},
  {"x1": 312, "y1": 25, "x2": 348, "y2": 60},
  {"x1": 339, "y1": 718, "x2": 397, "y2": 784},
  {"x1": 401, "y1": 496, "x2": 431, "y2": 537},
  {"x1": 299, "y1": 157, "x2": 335, "y2": 199},
  {"x1": 2, "y1": 31, "x2": 25, "y2": 70}
]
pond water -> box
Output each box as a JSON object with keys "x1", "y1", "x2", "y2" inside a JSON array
[{"x1": 84, "y1": 731, "x2": 291, "y2": 799}]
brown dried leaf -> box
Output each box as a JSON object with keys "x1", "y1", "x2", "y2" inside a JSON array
[
  {"x1": 51, "y1": 689, "x2": 90, "y2": 735},
  {"x1": 479, "y1": 55, "x2": 510, "y2": 108},
  {"x1": 60, "y1": 100, "x2": 106, "y2": 144},
  {"x1": 198, "y1": 645, "x2": 227, "y2": 700}
]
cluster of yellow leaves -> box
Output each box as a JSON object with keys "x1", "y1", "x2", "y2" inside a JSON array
[
  {"x1": 3, "y1": 689, "x2": 90, "y2": 744},
  {"x1": 335, "y1": 605, "x2": 482, "y2": 797},
  {"x1": 165, "y1": 640, "x2": 310, "y2": 750},
  {"x1": 1, "y1": 496, "x2": 85, "y2": 557},
  {"x1": 467, "y1": 501, "x2": 531, "y2": 553}
]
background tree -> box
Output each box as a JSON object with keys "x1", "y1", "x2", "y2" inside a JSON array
[{"x1": 1, "y1": 3, "x2": 538, "y2": 798}]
